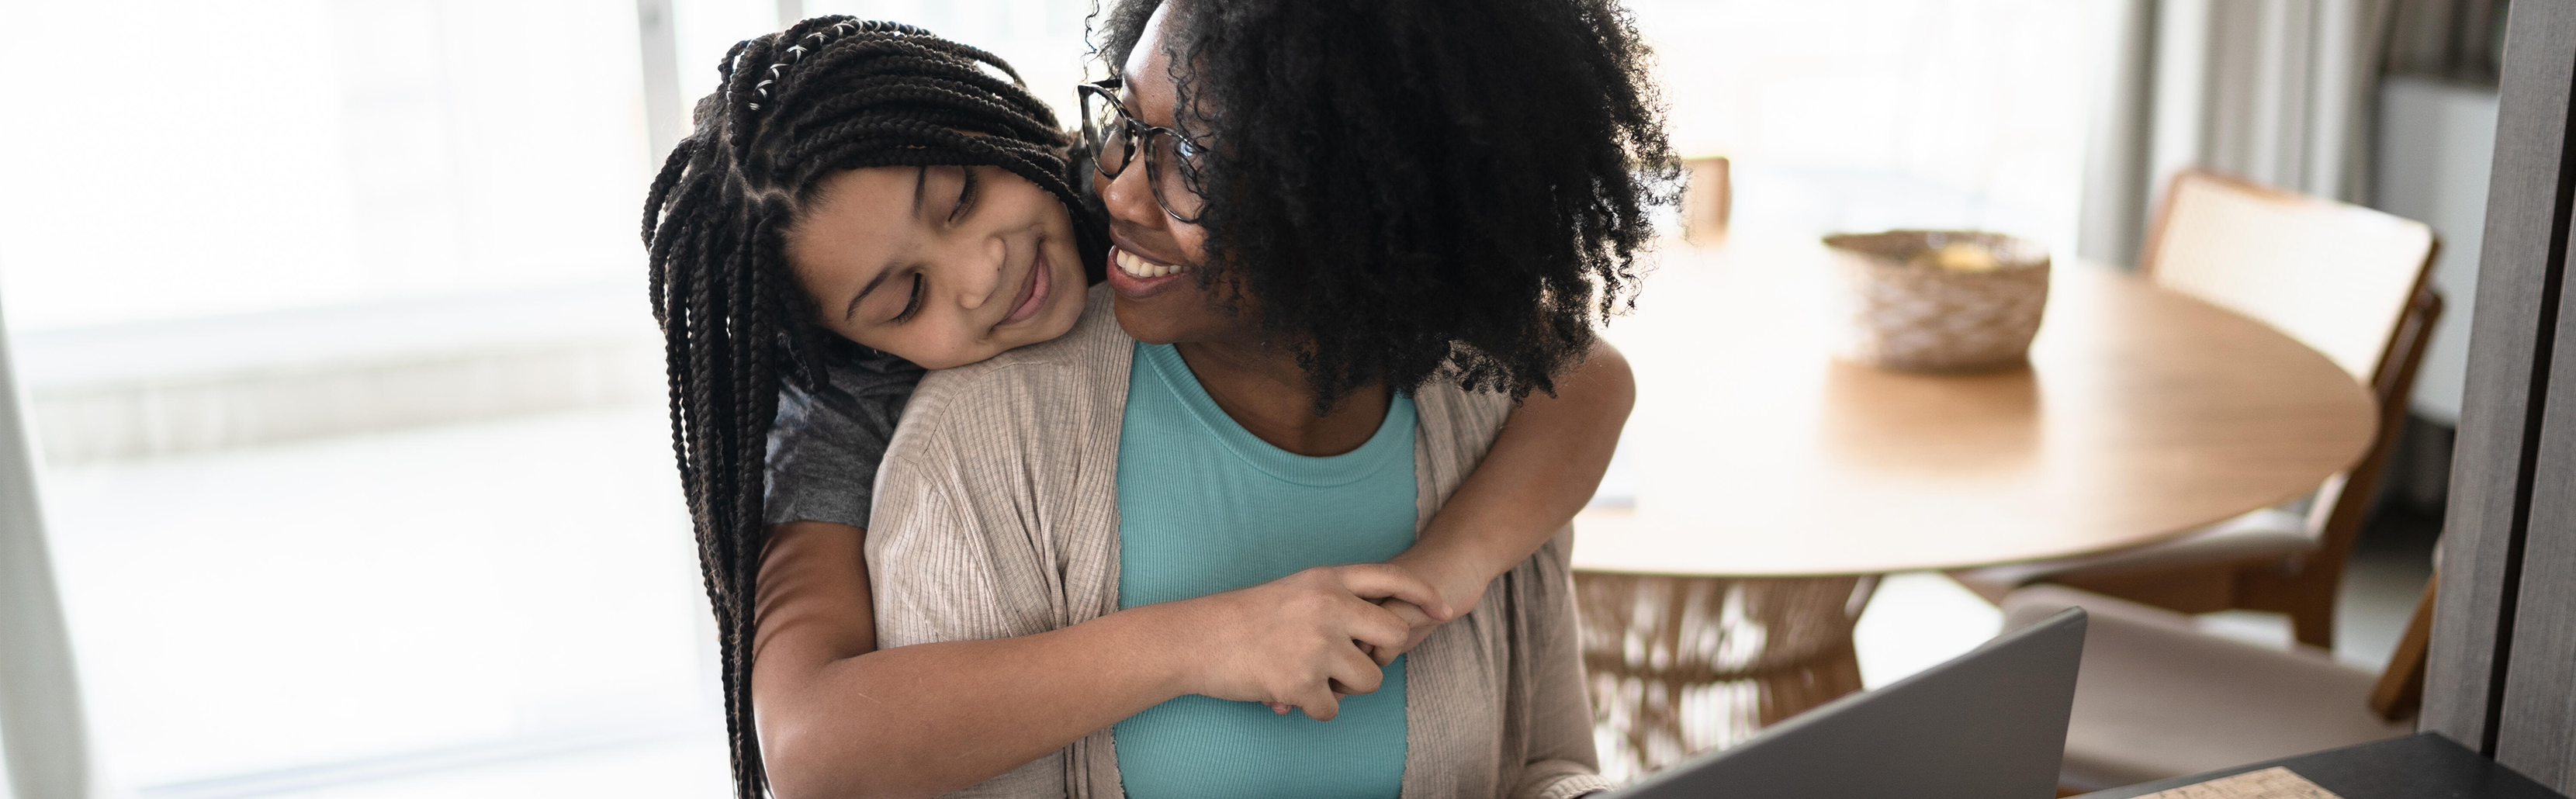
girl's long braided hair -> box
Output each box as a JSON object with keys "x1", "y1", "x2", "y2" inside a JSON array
[{"x1": 639, "y1": 17, "x2": 1101, "y2": 799}]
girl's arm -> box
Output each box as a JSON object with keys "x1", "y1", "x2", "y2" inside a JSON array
[
  {"x1": 750, "y1": 521, "x2": 1451, "y2": 799},
  {"x1": 1379, "y1": 340, "x2": 1633, "y2": 657}
]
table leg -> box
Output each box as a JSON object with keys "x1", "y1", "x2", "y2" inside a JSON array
[{"x1": 1574, "y1": 572, "x2": 1879, "y2": 779}]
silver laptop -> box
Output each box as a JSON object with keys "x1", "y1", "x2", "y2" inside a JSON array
[{"x1": 1605, "y1": 608, "x2": 2087, "y2": 799}]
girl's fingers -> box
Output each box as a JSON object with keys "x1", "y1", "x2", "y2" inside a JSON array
[
  {"x1": 1342, "y1": 600, "x2": 1414, "y2": 652},
  {"x1": 1328, "y1": 648, "x2": 1385, "y2": 696},
  {"x1": 1380, "y1": 598, "x2": 1441, "y2": 629},
  {"x1": 1331, "y1": 564, "x2": 1455, "y2": 621}
]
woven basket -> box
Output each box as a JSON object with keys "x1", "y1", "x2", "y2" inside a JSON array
[{"x1": 1825, "y1": 230, "x2": 2050, "y2": 372}]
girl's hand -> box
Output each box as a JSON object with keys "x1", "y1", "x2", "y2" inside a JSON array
[
  {"x1": 1170, "y1": 563, "x2": 1452, "y2": 721},
  {"x1": 1340, "y1": 555, "x2": 1494, "y2": 668},
  {"x1": 1363, "y1": 597, "x2": 1445, "y2": 667}
]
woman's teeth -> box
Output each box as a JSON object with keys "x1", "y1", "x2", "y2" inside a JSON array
[{"x1": 1115, "y1": 247, "x2": 1188, "y2": 278}]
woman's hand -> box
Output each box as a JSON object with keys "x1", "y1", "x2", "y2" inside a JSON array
[{"x1": 1168, "y1": 563, "x2": 1453, "y2": 721}]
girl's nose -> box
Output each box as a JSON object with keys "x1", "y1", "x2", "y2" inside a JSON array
[{"x1": 950, "y1": 233, "x2": 1008, "y2": 310}]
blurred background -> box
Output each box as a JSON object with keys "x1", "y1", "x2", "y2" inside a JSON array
[{"x1": 0, "y1": 0, "x2": 2503, "y2": 795}]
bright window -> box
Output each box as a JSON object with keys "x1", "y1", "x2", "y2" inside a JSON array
[
  {"x1": 1628, "y1": 0, "x2": 2101, "y2": 257},
  {"x1": 1, "y1": 1, "x2": 712, "y2": 797}
]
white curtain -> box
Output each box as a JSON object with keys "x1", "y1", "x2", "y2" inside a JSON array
[{"x1": 2081, "y1": 0, "x2": 2396, "y2": 265}]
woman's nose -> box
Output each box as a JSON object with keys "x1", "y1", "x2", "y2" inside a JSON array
[
  {"x1": 950, "y1": 233, "x2": 1008, "y2": 310},
  {"x1": 1097, "y1": 161, "x2": 1165, "y2": 230}
]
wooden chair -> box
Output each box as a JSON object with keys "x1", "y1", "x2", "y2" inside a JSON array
[
  {"x1": 1953, "y1": 168, "x2": 2441, "y2": 649},
  {"x1": 2001, "y1": 579, "x2": 2432, "y2": 791},
  {"x1": 1681, "y1": 156, "x2": 1730, "y2": 246}
]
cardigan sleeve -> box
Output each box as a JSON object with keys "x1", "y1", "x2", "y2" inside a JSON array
[
  {"x1": 858, "y1": 371, "x2": 1086, "y2": 799},
  {"x1": 1505, "y1": 531, "x2": 1619, "y2": 799},
  {"x1": 865, "y1": 286, "x2": 1129, "y2": 651},
  {"x1": 856, "y1": 287, "x2": 1131, "y2": 798},
  {"x1": 865, "y1": 404, "x2": 1061, "y2": 649},
  {"x1": 1408, "y1": 376, "x2": 1616, "y2": 799}
]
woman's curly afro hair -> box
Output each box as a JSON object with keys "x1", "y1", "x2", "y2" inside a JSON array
[{"x1": 1099, "y1": 0, "x2": 1678, "y2": 404}]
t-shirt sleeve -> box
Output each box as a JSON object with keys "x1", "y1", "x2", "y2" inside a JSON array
[{"x1": 762, "y1": 350, "x2": 925, "y2": 530}]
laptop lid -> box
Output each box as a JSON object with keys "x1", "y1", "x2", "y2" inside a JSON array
[{"x1": 1603, "y1": 607, "x2": 2087, "y2": 799}]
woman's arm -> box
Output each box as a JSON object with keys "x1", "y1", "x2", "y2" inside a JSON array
[
  {"x1": 1379, "y1": 340, "x2": 1633, "y2": 657},
  {"x1": 750, "y1": 520, "x2": 1451, "y2": 799}
]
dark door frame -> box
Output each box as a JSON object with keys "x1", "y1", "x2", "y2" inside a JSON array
[{"x1": 2425, "y1": 0, "x2": 2576, "y2": 789}]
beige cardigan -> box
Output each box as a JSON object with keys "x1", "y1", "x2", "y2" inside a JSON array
[{"x1": 868, "y1": 285, "x2": 1610, "y2": 799}]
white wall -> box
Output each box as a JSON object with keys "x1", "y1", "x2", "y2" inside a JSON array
[{"x1": 2373, "y1": 75, "x2": 2500, "y2": 424}]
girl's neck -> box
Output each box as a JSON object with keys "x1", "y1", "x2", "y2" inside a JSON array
[{"x1": 1173, "y1": 339, "x2": 1390, "y2": 458}]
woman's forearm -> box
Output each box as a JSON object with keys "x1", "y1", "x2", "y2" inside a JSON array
[{"x1": 1393, "y1": 340, "x2": 1633, "y2": 610}]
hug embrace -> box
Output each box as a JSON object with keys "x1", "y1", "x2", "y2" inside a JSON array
[{"x1": 642, "y1": 0, "x2": 1674, "y2": 797}]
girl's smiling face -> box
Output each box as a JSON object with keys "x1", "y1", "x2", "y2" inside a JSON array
[{"x1": 784, "y1": 163, "x2": 1089, "y2": 369}]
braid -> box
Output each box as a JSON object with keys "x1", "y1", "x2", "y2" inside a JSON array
[{"x1": 639, "y1": 16, "x2": 1098, "y2": 799}]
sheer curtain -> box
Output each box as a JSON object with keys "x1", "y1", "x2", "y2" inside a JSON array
[{"x1": 2081, "y1": 0, "x2": 2397, "y2": 265}]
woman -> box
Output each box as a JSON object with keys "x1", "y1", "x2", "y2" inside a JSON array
[
  {"x1": 642, "y1": 13, "x2": 1657, "y2": 799},
  {"x1": 745, "y1": 0, "x2": 1674, "y2": 797}
]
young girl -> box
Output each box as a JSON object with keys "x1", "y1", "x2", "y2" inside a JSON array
[{"x1": 643, "y1": 16, "x2": 1644, "y2": 799}]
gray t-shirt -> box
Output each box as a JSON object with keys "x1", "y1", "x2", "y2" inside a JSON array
[{"x1": 763, "y1": 348, "x2": 925, "y2": 530}]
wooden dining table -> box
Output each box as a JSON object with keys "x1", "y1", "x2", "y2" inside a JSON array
[{"x1": 1571, "y1": 234, "x2": 2377, "y2": 777}]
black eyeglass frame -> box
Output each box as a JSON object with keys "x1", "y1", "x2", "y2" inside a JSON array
[{"x1": 1078, "y1": 78, "x2": 1209, "y2": 224}]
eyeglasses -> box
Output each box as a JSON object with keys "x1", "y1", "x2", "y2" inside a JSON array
[{"x1": 1079, "y1": 78, "x2": 1207, "y2": 224}]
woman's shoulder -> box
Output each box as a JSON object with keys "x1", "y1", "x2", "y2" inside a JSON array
[
  {"x1": 887, "y1": 284, "x2": 1130, "y2": 456},
  {"x1": 1411, "y1": 361, "x2": 1519, "y2": 450},
  {"x1": 866, "y1": 286, "x2": 1128, "y2": 651}
]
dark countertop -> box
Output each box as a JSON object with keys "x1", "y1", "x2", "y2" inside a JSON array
[{"x1": 2078, "y1": 733, "x2": 2563, "y2": 799}]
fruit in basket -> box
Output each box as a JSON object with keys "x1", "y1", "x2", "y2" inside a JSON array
[
  {"x1": 1923, "y1": 241, "x2": 2003, "y2": 272},
  {"x1": 1824, "y1": 230, "x2": 2050, "y2": 372}
]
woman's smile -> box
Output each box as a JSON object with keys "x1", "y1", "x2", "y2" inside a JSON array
[
  {"x1": 1114, "y1": 246, "x2": 1189, "y2": 278},
  {"x1": 1106, "y1": 241, "x2": 1195, "y2": 301}
]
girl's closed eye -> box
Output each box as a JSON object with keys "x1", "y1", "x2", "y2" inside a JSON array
[
  {"x1": 782, "y1": 161, "x2": 1088, "y2": 369},
  {"x1": 948, "y1": 166, "x2": 981, "y2": 224},
  {"x1": 895, "y1": 272, "x2": 926, "y2": 322}
]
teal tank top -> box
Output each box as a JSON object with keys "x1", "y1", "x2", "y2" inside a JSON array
[{"x1": 1113, "y1": 342, "x2": 1417, "y2": 799}]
